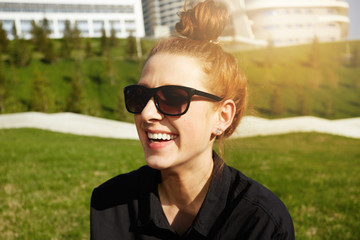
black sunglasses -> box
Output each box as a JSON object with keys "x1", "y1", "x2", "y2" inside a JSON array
[{"x1": 124, "y1": 85, "x2": 223, "y2": 116}]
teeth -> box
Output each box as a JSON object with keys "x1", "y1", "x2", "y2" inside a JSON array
[{"x1": 147, "y1": 132, "x2": 176, "y2": 141}]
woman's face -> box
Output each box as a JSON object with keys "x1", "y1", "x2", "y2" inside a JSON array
[{"x1": 134, "y1": 53, "x2": 219, "y2": 171}]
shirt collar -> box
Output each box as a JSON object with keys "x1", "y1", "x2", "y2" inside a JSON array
[
  {"x1": 134, "y1": 152, "x2": 232, "y2": 237},
  {"x1": 135, "y1": 168, "x2": 174, "y2": 232},
  {"x1": 190, "y1": 151, "x2": 231, "y2": 237}
]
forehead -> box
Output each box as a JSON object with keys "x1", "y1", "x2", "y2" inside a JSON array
[{"x1": 139, "y1": 54, "x2": 207, "y2": 90}]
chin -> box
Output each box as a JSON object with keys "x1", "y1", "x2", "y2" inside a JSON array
[{"x1": 145, "y1": 154, "x2": 174, "y2": 171}]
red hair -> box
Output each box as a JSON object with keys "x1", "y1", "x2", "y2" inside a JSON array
[{"x1": 146, "y1": 0, "x2": 247, "y2": 140}]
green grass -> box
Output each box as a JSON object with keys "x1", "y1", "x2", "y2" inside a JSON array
[
  {"x1": 1, "y1": 39, "x2": 360, "y2": 120},
  {"x1": 0, "y1": 128, "x2": 359, "y2": 239},
  {"x1": 235, "y1": 40, "x2": 360, "y2": 119}
]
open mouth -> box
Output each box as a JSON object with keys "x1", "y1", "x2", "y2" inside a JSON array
[{"x1": 147, "y1": 132, "x2": 177, "y2": 142}]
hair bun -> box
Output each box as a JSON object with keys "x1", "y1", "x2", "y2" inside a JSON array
[{"x1": 175, "y1": 0, "x2": 229, "y2": 41}]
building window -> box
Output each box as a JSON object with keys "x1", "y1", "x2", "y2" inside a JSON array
[
  {"x1": 125, "y1": 20, "x2": 135, "y2": 27},
  {"x1": 110, "y1": 20, "x2": 121, "y2": 33},
  {"x1": 93, "y1": 20, "x2": 104, "y2": 34},
  {"x1": 39, "y1": 19, "x2": 54, "y2": 34},
  {"x1": 126, "y1": 29, "x2": 136, "y2": 35},
  {"x1": 264, "y1": 25, "x2": 279, "y2": 30},
  {"x1": 0, "y1": 2, "x2": 134, "y2": 13},
  {"x1": 20, "y1": 20, "x2": 32, "y2": 34},
  {"x1": 263, "y1": 10, "x2": 278, "y2": 16},
  {"x1": 58, "y1": 20, "x2": 66, "y2": 34},
  {"x1": 0, "y1": 20, "x2": 13, "y2": 34},
  {"x1": 76, "y1": 20, "x2": 88, "y2": 35},
  {"x1": 125, "y1": 20, "x2": 136, "y2": 32}
]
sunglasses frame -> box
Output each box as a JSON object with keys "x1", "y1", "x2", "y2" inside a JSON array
[{"x1": 124, "y1": 85, "x2": 223, "y2": 116}]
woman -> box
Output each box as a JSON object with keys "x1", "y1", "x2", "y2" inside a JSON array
[{"x1": 91, "y1": 0, "x2": 294, "y2": 239}]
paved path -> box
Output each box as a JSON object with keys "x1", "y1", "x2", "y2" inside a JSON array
[
  {"x1": 1, "y1": 112, "x2": 360, "y2": 139},
  {"x1": 0, "y1": 112, "x2": 138, "y2": 139}
]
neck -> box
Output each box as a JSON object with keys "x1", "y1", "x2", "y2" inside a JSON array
[
  {"x1": 158, "y1": 151, "x2": 214, "y2": 208},
  {"x1": 157, "y1": 151, "x2": 214, "y2": 236},
  {"x1": 160, "y1": 166, "x2": 213, "y2": 207}
]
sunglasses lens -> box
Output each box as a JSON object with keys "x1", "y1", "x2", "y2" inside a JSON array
[
  {"x1": 124, "y1": 85, "x2": 191, "y2": 116},
  {"x1": 124, "y1": 86, "x2": 150, "y2": 113},
  {"x1": 156, "y1": 87, "x2": 190, "y2": 115}
]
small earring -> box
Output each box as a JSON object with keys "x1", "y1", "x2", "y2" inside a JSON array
[{"x1": 215, "y1": 128, "x2": 222, "y2": 135}]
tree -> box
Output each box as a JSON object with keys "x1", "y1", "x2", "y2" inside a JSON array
[
  {"x1": 141, "y1": 38, "x2": 149, "y2": 56},
  {"x1": 85, "y1": 40, "x2": 93, "y2": 58},
  {"x1": 59, "y1": 20, "x2": 72, "y2": 58},
  {"x1": 66, "y1": 62, "x2": 84, "y2": 113},
  {"x1": 66, "y1": 75, "x2": 84, "y2": 113},
  {"x1": 60, "y1": 37, "x2": 71, "y2": 58},
  {"x1": 10, "y1": 39, "x2": 32, "y2": 67},
  {"x1": 126, "y1": 32, "x2": 137, "y2": 58},
  {"x1": 30, "y1": 20, "x2": 38, "y2": 44},
  {"x1": 104, "y1": 57, "x2": 116, "y2": 85},
  {"x1": 270, "y1": 87, "x2": 283, "y2": 115},
  {"x1": 31, "y1": 18, "x2": 53, "y2": 62},
  {"x1": 12, "y1": 21, "x2": 18, "y2": 40},
  {"x1": 296, "y1": 88, "x2": 311, "y2": 116},
  {"x1": 0, "y1": 22, "x2": 10, "y2": 53},
  {"x1": 0, "y1": 67, "x2": 8, "y2": 113},
  {"x1": 109, "y1": 28, "x2": 118, "y2": 47},
  {"x1": 308, "y1": 36, "x2": 321, "y2": 69},
  {"x1": 310, "y1": 68, "x2": 322, "y2": 89},
  {"x1": 100, "y1": 28, "x2": 109, "y2": 56},
  {"x1": 43, "y1": 39, "x2": 56, "y2": 64},
  {"x1": 324, "y1": 96, "x2": 336, "y2": 118},
  {"x1": 63, "y1": 20, "x2": 72, "y2": 40},
  {"x1": 116, "y1": 87, "x2": 130, "y2": 121},
  {"x1": 71, "y1": 23, "x2": 82, "y2": 50},
  {"x1": 31, "y1": 69, "x2": 50, "y2": 112},
  {"x1": 351, "y1": 47, "x2": 358, "y2": 67},
  {"x1": 30, "y1": 20, "x2": 48, "y2": 52},
  {"x1": 41, "y1": 18, "x2": 51, "y2": 36},
  {"x1": 265, "y1": 38, "x2": 276, "y2": 67}
]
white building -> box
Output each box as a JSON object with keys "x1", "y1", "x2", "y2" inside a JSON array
[
  {"x1": 0, "y1": 0, "x2": 350, "y2": 46},
  {"x1": 142, "y1": 0, "x2": 184, "y2": 38},
  {"x1": 141, "y1": 0, "x2": 350, "y2": 46},
  {"x1": 223, "y1": 0, "x2": 350, "y2": 47},
  {"x1": 0, "y1": 0, "x2": 145, "y2": 39}
]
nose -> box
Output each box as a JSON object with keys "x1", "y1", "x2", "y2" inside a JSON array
[{"x1": 141, "y1": 97, "x2": 164, "y2": 121}]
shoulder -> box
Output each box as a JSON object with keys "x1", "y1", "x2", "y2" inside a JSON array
[
  {"x1": 91, "y1": 165, "x2": 158, "y2": 210},
  {"x1": 225, "y1": 165, "x2": 295, "y2": 239}
]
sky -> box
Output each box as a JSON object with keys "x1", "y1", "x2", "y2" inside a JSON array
[{"x1": 345, "y1": 0, "x2": 360, "y2": 40}]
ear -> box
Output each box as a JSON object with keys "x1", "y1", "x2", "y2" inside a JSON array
[{"x1": 213, "y1": 99, "x2": 236, "y2": 136}]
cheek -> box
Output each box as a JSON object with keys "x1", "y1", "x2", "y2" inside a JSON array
[
  {"x1": 134, "y1": 115, "x2": 146, "y2": 141},
  {"x1": 134, "y1": 115, "x2": 140, "y2": 126},
  {"x1": 134, "y1": 116, "x2": 141, "y2": 133},
  {"x1": 179, "y1": 106, "x2": 215, "y2": 139}
]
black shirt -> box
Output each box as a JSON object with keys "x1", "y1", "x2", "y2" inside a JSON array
[{"x1": 90, "y1": 154, "x2": 294, "y2": 239}]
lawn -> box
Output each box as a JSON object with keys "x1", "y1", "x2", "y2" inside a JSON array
[
  {"x1": 1, "y1": 40, "x2": 360, "y2": 120},
  {"x1": 0, "y1": 128, "x2": 359, "y2": 239}
]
